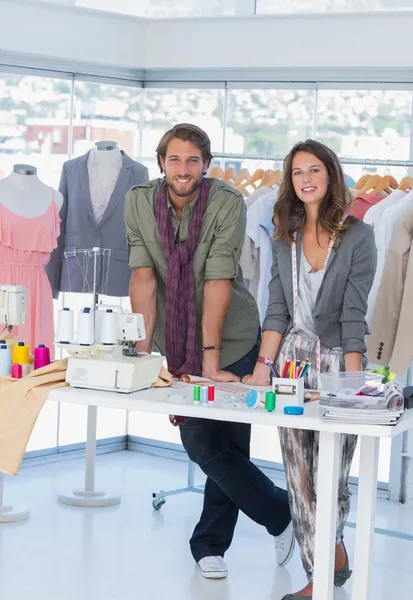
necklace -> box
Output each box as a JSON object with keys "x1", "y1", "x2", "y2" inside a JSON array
[{"x1": 308, "y1": 246, "x2": 323, "y2": 272}]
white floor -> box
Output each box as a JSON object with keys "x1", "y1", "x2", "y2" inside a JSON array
[{"x1": 1, "y1": 451, "x2": 413, "y2": 600}]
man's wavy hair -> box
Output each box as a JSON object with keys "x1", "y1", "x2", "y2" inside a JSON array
[{"x1": 273, "y1": 139, "x2": 354, "y2": 242}]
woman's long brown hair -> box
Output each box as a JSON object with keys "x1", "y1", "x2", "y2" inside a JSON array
[{"x1": 273, "y1": 139, "x2": 354, "y2": 242}]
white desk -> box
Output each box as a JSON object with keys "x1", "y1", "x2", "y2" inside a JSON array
[{"x1": 49, "y1": 385, "x2": 413, "y2": 600}]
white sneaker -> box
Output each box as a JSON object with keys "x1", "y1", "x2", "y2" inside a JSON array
[
  {"x1": 275, "y1": 521, "x2": 295, "y2": 566},
  {"x1": 198, "y1": 556, "x2": 228, "y2": 579}
]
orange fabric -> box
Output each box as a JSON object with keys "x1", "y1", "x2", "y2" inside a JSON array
[{"x1": 0, "y1": 359, "x2": 68, "y2": 476}]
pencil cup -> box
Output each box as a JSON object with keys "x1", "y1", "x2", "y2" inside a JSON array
[{"x1": 271, "y1": 377, "x2": 304, "y2": 411}]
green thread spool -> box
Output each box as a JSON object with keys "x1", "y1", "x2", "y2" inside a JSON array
[
  {"x1": 193, "y1": 385, "x2": 201, "y2": 402},
  {"x1": 265, "y1": 391, "x2": 276, "y2": 412}
]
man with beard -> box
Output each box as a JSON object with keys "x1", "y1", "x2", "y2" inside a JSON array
[{"x1": 125, "y1": 124, "x2": 293, "y2": 579}]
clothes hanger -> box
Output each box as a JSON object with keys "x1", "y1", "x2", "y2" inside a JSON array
[
  {"x1": 260, "y1": 169, "x2": 283, "y2": 187},
  {"x1": 208, "y1": 166, "x2": 224, "y2": 179},
  {"x1": 357, "y1": 174, "x2": 381, "y2": 197},
  {"x1": 373, "y1": 175, "x2": 398, "y2": 195},
  {"x1": 237, "y1": 168, "x2": 267, "y2": 195},
  {"x1": 398, "y1": 176, "x2": 413, "y2": 191},
  {"x1": 234, "y1": 168, "x2": 251, "y2": 188},
  {"x1": 354, "y1": 173, "x2": 371, "y2": 190},
  {"x1": 222, "y1": 167, "x2": 237, "y2": 183}
]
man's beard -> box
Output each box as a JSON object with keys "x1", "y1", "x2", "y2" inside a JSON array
[{"x1": 166, "y1": 175, "x2": 203, "y2": 198}]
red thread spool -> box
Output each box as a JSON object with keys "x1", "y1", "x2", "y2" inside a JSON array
[{"x1": 208, "y1": 385, "x2": 215, "y2": 402}]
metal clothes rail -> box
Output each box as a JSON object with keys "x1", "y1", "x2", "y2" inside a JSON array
[{"x1": 212, "y1": 153, "x2": 413, "y2": 168}]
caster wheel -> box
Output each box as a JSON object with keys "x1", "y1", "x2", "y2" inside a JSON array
[{"x1": 152, "y1": 497, "x2": 166, "y2": 511}]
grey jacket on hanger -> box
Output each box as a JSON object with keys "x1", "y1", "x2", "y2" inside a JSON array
[{"x1": 46, "y1": 151, "x2": 149, "y2": 298}]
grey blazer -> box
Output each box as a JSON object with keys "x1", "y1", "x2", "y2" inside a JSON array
[
  {"x1": 262, "y1": 219, "x2": 377, "y2": 354},
  {"x1": 46, "y1": 151, "x2": 148, "y2": 298}
]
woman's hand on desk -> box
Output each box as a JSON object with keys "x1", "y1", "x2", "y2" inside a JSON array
[{"x1": 242, "y1": 363, "x2": 271, "y2": 386}]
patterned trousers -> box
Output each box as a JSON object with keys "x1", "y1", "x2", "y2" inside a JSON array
[{"x1": 275, "y1": 331, "x2": 358, "y2": 582}]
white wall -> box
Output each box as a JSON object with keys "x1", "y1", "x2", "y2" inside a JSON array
[
  {"x1": 3, "y1": 3, "x2": 413, "y2": 73},
  {"x1": 0, "y1": 0, "x2": 146, "y2": 69},
  {"x1": 146, "y1": 11, "x2": 413, "y2": 70}
]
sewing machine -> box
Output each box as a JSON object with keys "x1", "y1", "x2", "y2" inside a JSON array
[
  {"x1": 0, "y1": 284, "x2": 27, "y2": 329},
  {"x1": 65, "y1": 308, "x2": 165, "y2": 394}
]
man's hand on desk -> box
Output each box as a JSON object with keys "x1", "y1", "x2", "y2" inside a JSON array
[{"x1": 202, "y1": 351, "x2": 240, "y2": 382}]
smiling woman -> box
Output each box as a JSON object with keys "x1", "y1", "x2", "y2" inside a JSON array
[{"x1": 243, "y1": 138, "x2": 377, "y2": 599}]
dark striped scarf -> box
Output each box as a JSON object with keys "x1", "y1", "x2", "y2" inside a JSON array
[{"x1": 156, "y1": 178, "x2": 210, "y2": 377}]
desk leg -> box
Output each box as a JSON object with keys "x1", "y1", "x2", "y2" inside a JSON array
[
  {"x1": 57, "y1": 405, "x2": 121, "y2": 508},
  {"x1": 0, "y1": 473, "x2": 29, "y2": 523},
  {"x1": 352, "y1": 435, "x2": 379, "y2": 600},
  {"x1": 313, "y1": 431, "x2": 341, "y2": 600}
]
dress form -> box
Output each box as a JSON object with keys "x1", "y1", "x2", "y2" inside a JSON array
[
  {"x1": 0, "y1": 165, "x2": 61, "y2": 356},
  {"x1": 88, "y1": 142, "x2": 123, "y2": 224},
  {"x1": 0, "y1": 165, "x2": 63, "y2": 216}
]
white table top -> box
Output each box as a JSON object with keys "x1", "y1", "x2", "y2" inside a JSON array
[{"x1": 48, "y1": 384, "x2": 413, "y2": 439}]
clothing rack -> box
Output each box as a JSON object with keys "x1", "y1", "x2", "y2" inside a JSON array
[{"x1": 212, "y1": 153, "x2": 413, "y2": 169}]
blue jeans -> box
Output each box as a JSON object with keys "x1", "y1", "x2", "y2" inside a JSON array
[{"x1": 179, "y1": 339, "x2": 291, "y2": 561}]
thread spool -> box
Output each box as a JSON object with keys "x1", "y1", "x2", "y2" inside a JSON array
[
  {"x1": 265, "y1": 391, "x2": 276, "y2": 412},
  {"x1": 12, "y1": 341, "x2": 29, "y2": 365},
  {"x1": 11, "y1": 363, "x2": 22, "y2": 379},
  {"x1": 21, "y1": 364, "x2": 30, "y2": 377},
  {"x1": 201, "y1": 386, "x2": 208, "y2": 405},
  {"x1": 193, "y1": 385, "x2": 201, "y2": 403},
  {"x1": 0, "y1": 344, "x2": 11, "y2": 376},
  {"x1": 100, "y1": 309, "x2": 118, "y2": 345},
  {"x1": 34, "y1": 344, "x2": 51, "y2": 370},
  {"x1": 56, "y1": 307, "x2": 74, "y2": 343},
  {"x1": 75, "y1": 308, "x2": 94, "y2": 346}
]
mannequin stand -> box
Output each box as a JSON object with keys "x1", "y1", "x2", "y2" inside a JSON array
[
  {"x1": 57, "y1": 253, "x2": 120, "y2": 508},
  {"x1": 0, "y1": 473, "x2": 30, "y2": 523},
  {"x1": 57, "y1": 405, "x2": 121, "y2": 508}
]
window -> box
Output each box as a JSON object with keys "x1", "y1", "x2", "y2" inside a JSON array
[
  {"x1": 0, "y1": 73, "x2": 71, "y2": 188},
  {"x1": 140, "y1": 88, "x2": 225, "y2": 178},
  {"x1": 224, "y1": 89, "x2": 316, "y2": 172},
  {"x1": 256, "y1": 0, "x2": 413, "y2": 15},
  {"x1": 76, "y1": 0, "x2": 235, "y2": 17},
  {"x1": 72, "y1": 81, "x2": 141, "y2": 158},
  {"x1": 316, "y1": 90, "x2": 413, "y2": 181}
]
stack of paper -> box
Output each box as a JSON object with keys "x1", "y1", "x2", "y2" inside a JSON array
[{"x1": 319, "y1": 393, "x2": 404, "y2": 425}]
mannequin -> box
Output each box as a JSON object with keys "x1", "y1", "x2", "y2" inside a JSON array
[
  {"x1": 46, "y1": 144, "x2": 149, "y2": 298},
  {"x1": 0, "y1": 165, "x2": 63, "y2": 216},
  {"x1": 88, "y1": 141, "x2": 122, "y2": 224},
  {"x1": 0, "y1": 165, "x2": 62, "y2": 356}
]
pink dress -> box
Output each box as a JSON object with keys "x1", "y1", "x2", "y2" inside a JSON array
[{"x1": 0, "y1": 195, "x2": 60, "y2": 358}]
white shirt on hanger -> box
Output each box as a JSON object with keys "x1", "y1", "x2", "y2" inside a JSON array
[
  {"x1": 240, "y1": 185, "x2": 274, "y2": 284},
  {"x1": 88, "y1": 149, "x2": 122, "y2": 224},
  {"x1": 366, "y1": 189, "x2": 413, "y2": 326},
  {"x1": 245, "y1": 188, "x2": 278, "y2": 323},
  {"x1": 363, "y1": 188, "x2": 406, "y2": 230}
]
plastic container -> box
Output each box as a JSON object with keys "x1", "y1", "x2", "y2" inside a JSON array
[{"x1": 320, "y1": 371, "x2": 383, "y2": 396}]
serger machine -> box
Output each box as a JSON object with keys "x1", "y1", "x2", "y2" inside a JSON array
[
  {"x1": 58, "y1": 305, "x2": 165, "y2": 393},
  {"x1": 0, "y1": 284, "x2": 27, "y2": 330}
]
